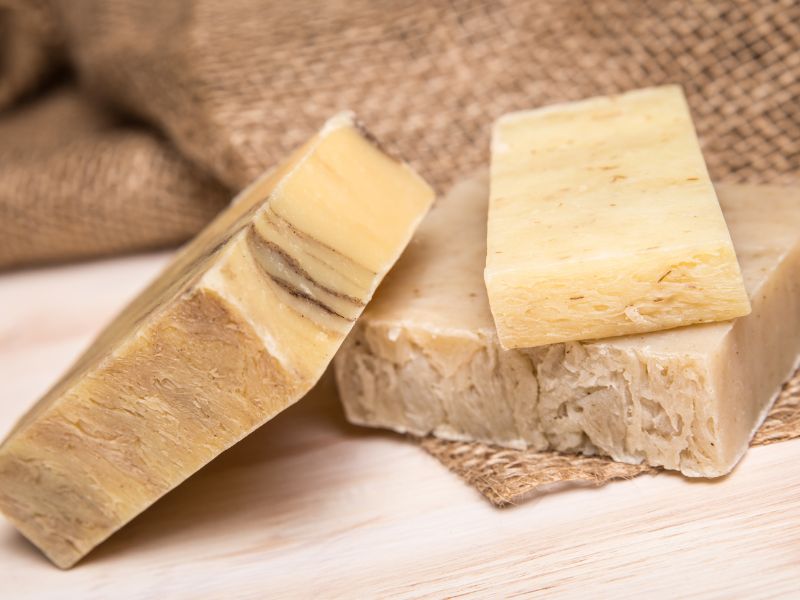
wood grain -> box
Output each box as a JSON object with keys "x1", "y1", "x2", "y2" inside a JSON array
[{"x1": 1, "y1": 253, "x2": 799, "y2": 598}]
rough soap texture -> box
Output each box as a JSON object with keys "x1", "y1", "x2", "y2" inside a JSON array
[
  {"x1": 422, "y1": 371, "x2": 800, "y2": 507},
  {"x1": 0, "y1": 114, "x2": 434, "y2": 568},
  {"x1": 486, "y1": 86, "x2": 751, "y2": 349},
  {"x1": 335, "y1": 172, "x2": 800, "y2": 479}
]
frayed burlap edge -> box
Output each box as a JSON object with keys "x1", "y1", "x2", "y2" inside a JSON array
[{"x1": 421, "y1": 365, "x2": 800, "y2": 507}]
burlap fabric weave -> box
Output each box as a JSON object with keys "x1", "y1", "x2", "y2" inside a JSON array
[
  {"x1": 1, "y1": 0, "x2": 799, "y2": 504},
  {"x1": 1, "y1": 0, "x2": 798, "y2": 268}
]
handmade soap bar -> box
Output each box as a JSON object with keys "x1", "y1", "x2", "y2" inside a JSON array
[
  {"x1": 486, "y1": 86, "x2": 751, "y2": 349},
  {"x1": 0, "y1": 113, "x2": 434, "y2": 568},
  {"x1": 335, "y1": 172, "x2": 800, "y2": 478}
]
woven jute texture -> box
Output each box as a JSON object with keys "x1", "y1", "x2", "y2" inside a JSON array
[
  {"x1": 1, "y1": 0, "x2": 799, "y2": 268},
  {"x1": 0, "y1": 86, "x2": 229, "y2": 267},
  {"x1": 422, "y1": 365, "x2": 800, "y2": 506}
]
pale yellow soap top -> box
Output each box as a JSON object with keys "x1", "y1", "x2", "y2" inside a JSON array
[{"x1": 486, "y1": 85, "x2": 751, "y2": 349}]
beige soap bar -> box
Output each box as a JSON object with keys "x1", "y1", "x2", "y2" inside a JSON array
[
  {"x1": 335, "y1": 172, "x2": 800, "y2": 478},
  {"x1": 0, "y1": 114, "x2": 434, "y2": 568},
  {"x1": 487, "y1": 86, "x2": 751, "y2": 349}
]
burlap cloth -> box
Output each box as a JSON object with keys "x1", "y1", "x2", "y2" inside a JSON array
[
  {"x1": 2, "y1": 0, "x2": 798, "y2": 268},
  {"x1": 1, "y1": 0, "x2": 799, "y2": 502}
]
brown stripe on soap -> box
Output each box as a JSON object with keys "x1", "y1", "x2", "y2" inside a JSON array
[
  {"x1": 268, "y1": 274, "x2": 353, "y2": 321},
  {"x1": 246, "y1": 228, "x2": 365, "y2": 308},
  {"x1": 245, "y1": 227, "x2": 354, "y2": 323}
]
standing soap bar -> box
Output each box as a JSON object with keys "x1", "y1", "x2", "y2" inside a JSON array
[
  {"x1": 0, "y1": 113, "x2": 434, "y2": 568},
  {"x1": 486, "y1": 85, "x2": 751, "y2": 349}
]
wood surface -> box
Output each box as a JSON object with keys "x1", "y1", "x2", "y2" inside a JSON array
[{"x1": 1, "y1": 252, "x2": 799, "y2": 599}]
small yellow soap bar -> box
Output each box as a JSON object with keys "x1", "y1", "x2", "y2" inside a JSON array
[{"x1": 486, "y1": 85, "x2": 751, "y2": 349}]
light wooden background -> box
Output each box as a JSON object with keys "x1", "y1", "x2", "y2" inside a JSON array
[{"x1": 1, "y1": 252, "x2": 799, "y2": 599}]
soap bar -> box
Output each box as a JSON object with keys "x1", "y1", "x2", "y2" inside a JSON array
[
  {"x1": 486, "y1": 86, "x2": 751, "y2": 349},
  {"x1": 0, "y1": 113, "x2": 434, "y2": 569},
  {"x1": 335, "y1": 172, "x2": 800, "y2": 478}
]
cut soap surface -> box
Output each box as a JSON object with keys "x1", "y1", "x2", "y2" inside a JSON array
[
  {"x1": 0, "y1": 113, "x2": 434, "y2": 568},
  {"x1": 335, "y1": 172, "x2": 800, "y2": 478},
  {"x1": 487, "y1": 85, "x2": 751, "y2": 349}
]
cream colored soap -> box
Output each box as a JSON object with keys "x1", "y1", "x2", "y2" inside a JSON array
[
  {"x1": 487, "y1": 86, "x2": 751, "y2": 349},
  {"x1": 0, "y1": 113, "x2": 434, "y2": 569},
  {"x1": 335, "y1": 172, "x2": 800, "y2": 478}
]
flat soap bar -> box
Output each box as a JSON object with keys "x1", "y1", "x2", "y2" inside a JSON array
[
  {"x1": 0, "y1": 113, "x2": 434, "y2": 568},
  {"x1": 486, "y1": 85, "x2": 751, "y2": 349},
  {"x1": 335, "y1": 172, "x2": 800, "y2": 478}
]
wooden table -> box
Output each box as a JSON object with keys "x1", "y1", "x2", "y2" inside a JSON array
[{"x1": 1, "y1": 253, "x2": 799, "y2": 599}]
